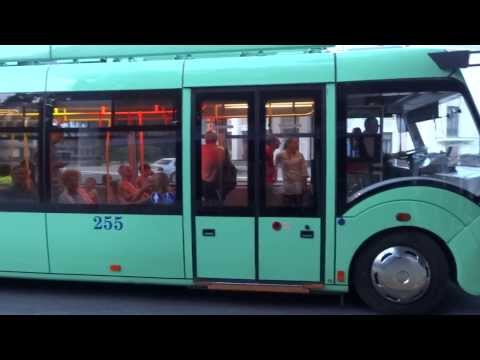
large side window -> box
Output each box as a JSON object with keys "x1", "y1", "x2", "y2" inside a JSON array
[
  {"x1": 263, "y1": 98, "x2": 316, "y2": 210},
  {"x1": 0, "y1": 93, "x2": 41, "y2": 205},
  {"x1": 48, "y1": 93, "x2": 180, "y2": 210},
  {"x1": 197, "y1": 98, "x2": 250, "y2": 209},
  {"x1": 341, "y1": 82, "x2": 480, "y2": 205}
]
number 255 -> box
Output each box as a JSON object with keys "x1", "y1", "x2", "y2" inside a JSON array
[{"x1": 94, "y1": 216, "x2": 123, "y2": 231}]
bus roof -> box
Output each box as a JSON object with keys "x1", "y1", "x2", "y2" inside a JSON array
[{"x1": 0, "y1": 45, "x2": 332, "y2": 64}]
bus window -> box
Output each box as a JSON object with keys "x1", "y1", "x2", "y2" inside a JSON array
[
  {"x1": 53, "y1": 100, "x2": 112, "y2": 128},
  {"x1": 265, "y1": 99, "x2": 315, "y2": 208},
  {"x1": 343, "y1": 87, "x2": 480, "y2": 201},
  {"x1": 199, "y1": 100, "x2": 248, "y2": 208},
  {"x1": 0, "y1": 93, "x2": 41, "y2": 204},
  {"x1": 48, "y1": 95, "x2": 180, "y2": 209}
]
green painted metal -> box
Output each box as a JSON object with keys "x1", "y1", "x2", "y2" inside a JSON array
[
  {"x1": 0, "y1": 45, "x2": 51, "y2": 62},
  {"x1": 46, "y1": 60, "x2": 184, "y2": 92},
  {"x1": 0, "y1": 212, "x2": 49, "y2": 272},
  {"x1": 0, "y1": 65, "x2": 48, "y2": 92},
  {"x1": 46, "y1": 214, "x2": 184, "y2": 278},
  {"x1": 183, "y1": 53, "x2": 334, "y2": 88},
  {"x1": 344, "y1": 187, "x2": 480, "y2": 226},
  {"x1": 448, "y1": 216, "x2": 480, "y2": 295},
  {"x1": 182, "y1": 88, "x2": 193, "y2": 278},
  {"x1": 51, "y1": 45, "x2": 330, "y2": 60},
  {"x1": 195, "y1": 216, "x2": 255, "y2": 279},
  {"x1": 0, "y1": 45, "x2": 330, "y2": 63},
  {"x1": 259, "y1": 217, "x2": 321, "y2": 282},
  {"x1": 325, "y1": 84, "x2": 337, "y2": 285},
  {"x1": 0, "y1": 271, "x2": 194, "y2": 286},
  {"x1": 336, "y1": 198, "x2": 467, "y2": 284},
  {"x1": 336, "y1": 48, "x2": 451, "y2": 82}
]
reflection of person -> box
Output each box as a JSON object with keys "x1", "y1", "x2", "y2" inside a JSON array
[
  {"x1": 146, "y1": 173, "x2": 176, "y2": 205},
  {"x1": 201, "y1": 131, "x2": 225, "y2": 202},
  {"x1": 58, "y1": 170, "x2": 94, "y2": 204},
  {"x1": 136, "y1": 163, "x2": 153, "y2": 189},
  {"x1": 0, "y1": 165, "x2": 35, "y2": 202},
  {"x1": 275, "y1": 138, "x2": 309, "y2": 207},
  {"x1": 265, "y1": 135, "x2": 280, "y2": 206},
  {"x1": 118, "y1": 164, "x2": 150, "y2": 204},
  {"x1": 50, "y1": 132, "x2": 67, "y2": 200},
  {"x1": 83, "y1": 177, "x2": 98, "y2": 204}
]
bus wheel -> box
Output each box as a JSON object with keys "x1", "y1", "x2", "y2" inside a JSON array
[{"x1": 352, "y1": 230, "x2": 450, "y2": 314}]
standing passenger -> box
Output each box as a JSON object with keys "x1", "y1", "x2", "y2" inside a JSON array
[
  {"x1": 201, "y1": 131, "x2": 225, "y2": 203},
  {"x1": 275, "y1": 137, "x2": 309, "y2": 207}
]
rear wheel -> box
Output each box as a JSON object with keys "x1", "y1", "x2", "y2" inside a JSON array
[{"x1": 352, "y1": 230, "x2": 450, "y2": 314}]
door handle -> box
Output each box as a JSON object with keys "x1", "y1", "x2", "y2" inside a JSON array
[
  {"x1": 300, "y1": 230, "x2": 314, "y2": 239},
  {"x1": 202, "y1": 229, "x2": 216, "y2": 237}
]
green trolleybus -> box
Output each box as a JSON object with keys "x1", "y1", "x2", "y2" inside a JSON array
[{"x1": 0, "y1": 45, "x2": 479, "y2": 314}]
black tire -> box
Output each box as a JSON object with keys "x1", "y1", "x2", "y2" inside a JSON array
[{"x1": 352, "y1": 229, "x2": 450, "y2": 314}]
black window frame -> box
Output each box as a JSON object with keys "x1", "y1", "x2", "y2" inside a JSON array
[
  {"x1": 44, "y1": 89, "x2": 183, "y2": 215},
  {"x1": 192, "y1": 85, "x2": 325, "y2": 219},
  {"x1": 337, "y1": 78, "x2": 480, "y2": 216},
  {"x1": 259, "y1": 89, "x2": 324, "y2": 218}
]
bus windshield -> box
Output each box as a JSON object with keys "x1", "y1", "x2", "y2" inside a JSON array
[{"x1": 345, "y1": 85, "x2": 480, "y2": 201}]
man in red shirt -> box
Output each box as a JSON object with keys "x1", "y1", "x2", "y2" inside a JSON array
[{"x1": 201, "y1": 131, "x2": 225, "y2": 203}]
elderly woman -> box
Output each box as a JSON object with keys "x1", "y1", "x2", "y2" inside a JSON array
[
  {"x1": 58, "y1": 169, "x2": 94, "y2": 204},
  {"x1": 117, "y1": 164, "x2": 150, "y2": 204}
]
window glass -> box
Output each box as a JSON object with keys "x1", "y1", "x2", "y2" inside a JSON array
[
  {"x1": 199, "y1": 100, "x2": 248, "y2": 207},
  {"x1": 344, "y1": 89, "x2": 480, "y2": 200},
  {"x1": 50, "y1": 131, "x2": 178, "y2": 206},
  {"x1": 53, "y1": 100, "x2": 112, "y2": 128},
  {"x1": 0, "y1": 93, "x2": 40, "y2": 127},
  {"x1": 48, "y1": 94, "x2": 180, "y2": 208},
  {"x1": 0, "y1": 132, "x2": 38, "y2": 203},
  {"x1": 115, "y1": 98, "x2": 177, "y2": 126},
  {"x1": 265, "y1": 99, "x2": 315, "y2": 208}
]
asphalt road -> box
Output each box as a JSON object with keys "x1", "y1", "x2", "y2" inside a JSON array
[{"x1": 0, "y1": 278, "x2": 477, "y2": 315}]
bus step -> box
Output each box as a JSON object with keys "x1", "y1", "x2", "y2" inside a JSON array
[{"x1": 194, "y1": 282, "x2": 324, "y2": 294}]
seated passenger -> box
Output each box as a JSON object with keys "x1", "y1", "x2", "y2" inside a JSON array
[
  {"x1": 145, "y1": 173, "x2": 176, "y2": 205},
  {"x1": 0, "y1": 165, "x2": 35, "y2": 202},
  {"x1": 117, "y1": 164, "x2": 150, "y2": 204},
  {"x1": 135, "y1": 163, "x2": 154, "y2": 190},
  {"x1": 58, "y1": 170, "x2": 94, "y2": 204},
  {"x1": 362, "y1": 117, "x2": 382, "y2": 161},
  {"x1": 83, "y1": 177, "x2": 98, "y2": 204}
]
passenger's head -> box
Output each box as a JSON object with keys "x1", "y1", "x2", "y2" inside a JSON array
[
  {"x1": 204, "y1": 131, "x2": 218, "y2": 145},
  {"x1": 147, "y1": 173, "x2": 170, "y2": 193},
  {"x1": 118, "y1": 164, "x2": 134, "y2": 180},
  {"x1": 11, "y1": 166, "x2": 28, "y2": 190},
  {"x1": 284, "y1": 137, "x2": 299, "y2": 153},
  {"x1": 61, "y1": 170, "x2": 81, "y2": 193},
  {"x1": 84, "y1": 177, "x2": 96, "y2": 190},
  {"x1": 267, "y1": 135, "x2": 280, "y2": 149},
  {"x1": 139, "y1": 163, "x2": 153, "y2": 176},
  {"x1": 352, "y1": 127, "x2": 362, "y2": 136},
  {"x1": 51, "y1": 132, "x2": 65, "y2": 144},
  {"x1": 364, "y1": 117, "x2": 379, "y2": 134}
]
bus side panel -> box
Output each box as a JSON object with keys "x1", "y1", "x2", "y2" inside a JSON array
[
  {"x1": 46, "y1": 214, "x2": 185, "y2": 278},
  {"x1": 448, "y1": 215, "x2": 480, "y2": 295},
  {"x1": 46, "y1": 60, "x2": 183, "y2": 92},
  {"x1": 336, "y1": 48, "x2": 449, "y2": 82},
  {"x1": 183, "y1": 53, "x2": 334, "y2": 88},
  {"x1": 336, "y1": 200, "x2": 465, "y2": 284},
  {"x1": 0, "y1": 65, "x2": 48, "y2": 93},
  {"x1": 0, "y1": 212, "x2": 49, "y2": 272}
]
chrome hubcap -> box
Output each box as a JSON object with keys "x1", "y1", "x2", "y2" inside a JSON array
[{"x1": 371, "y1": 246, "x2": 431, "y2": 304}]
